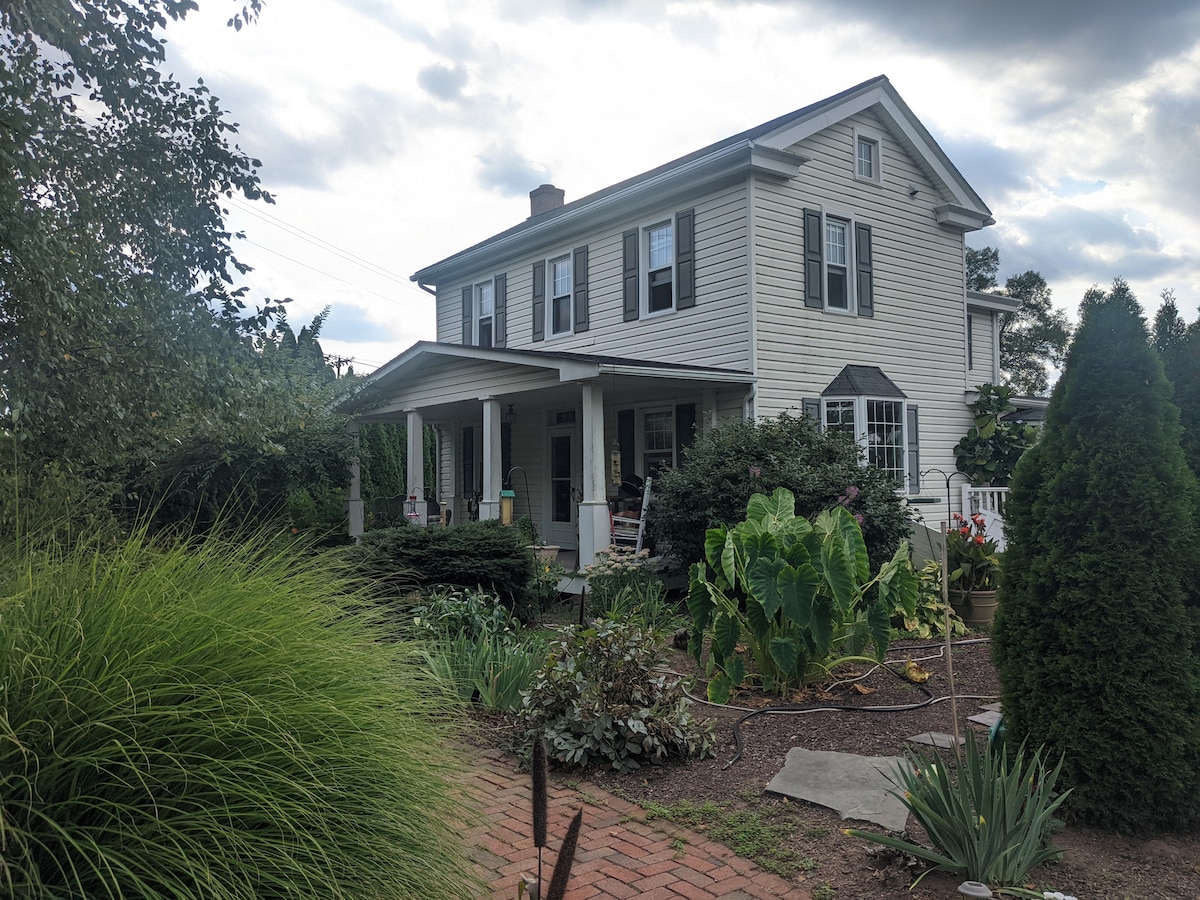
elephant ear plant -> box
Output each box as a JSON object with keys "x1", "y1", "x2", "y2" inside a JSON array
[{"x1": 688, "y1": 487, "x2": 918, "y2": 702}]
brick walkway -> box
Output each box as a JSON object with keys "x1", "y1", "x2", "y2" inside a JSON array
[{"x1": 462, "y1": 748, "x2": 810, "y2": 899}]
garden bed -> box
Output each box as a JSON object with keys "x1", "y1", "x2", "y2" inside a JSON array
[{"x1": 490, "y1": 625, "x2": 1200, "y2": 900}]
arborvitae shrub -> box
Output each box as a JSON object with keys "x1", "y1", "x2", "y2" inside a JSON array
[
  {"x1": 351, "y1": 519, "x2": 536, "y2": 614},
  {"x1": 648, "y1": 412, "x2": 912, "y2": 573},
  {"x1": 992, "y1": 279, "x2": 1200, "y2": 833}
]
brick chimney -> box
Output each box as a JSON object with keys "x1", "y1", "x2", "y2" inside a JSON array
[{"x1": 529, "y1": 183, "x2": 565, "y2": 217}]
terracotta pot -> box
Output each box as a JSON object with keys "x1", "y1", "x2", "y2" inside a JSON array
[{"x1": 949, "y1": 588, "x2": 999, "y2": 627}]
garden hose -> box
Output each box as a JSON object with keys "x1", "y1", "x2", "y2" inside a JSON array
[{"x1": 720, "y1": 637, "x2": 998, "y2": 770}]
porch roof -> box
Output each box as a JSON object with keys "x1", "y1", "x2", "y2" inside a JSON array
[{"x1": 339, "y1": 341, "x2": 755, "y2": 421}]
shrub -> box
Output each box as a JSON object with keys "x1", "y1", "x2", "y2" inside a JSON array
[
  {"x1": 517, "y1": 620, "x2": 715, "y2": 773},
  {"x1": 649, "y1": 412, "x2": 912, "y2": 573},
  {"x1": 349, "y1": 519, "x2": 536, "y2": 613},
  {"x1": 687, "y1": 488, "x2": 917, "y2": 702},
  {"x1": 583, "y1": 546, "x2": 682, "y2": 632},
  {"x1": 847, "y1": 739, "x2": 1070, "y2": 895},
  {"x1": 992, "y1": 279, "x2": 1200, "y2": 832},
  {"x1": 892, "y1": 561, "x2": 966, "y2": 639},
  {"x1": 953, "y1": 383, "x2": 1037, "y2": 487},
  {"x1": 0, "y1": 528, "x2": 476, "y2": 899}
]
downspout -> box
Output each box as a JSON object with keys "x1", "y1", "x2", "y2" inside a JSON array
[{"x1": 416, "y1": 280, "x2": 437, "y2": 296}]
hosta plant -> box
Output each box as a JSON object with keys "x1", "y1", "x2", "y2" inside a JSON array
[
  {"x1": 688, "y1": 487, "x2": 918, "y2": 702},
  {"x1": 846, "y1": 738, "x2": 1070, "y2": 896}
]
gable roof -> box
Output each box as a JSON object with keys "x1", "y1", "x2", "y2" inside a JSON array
[{"x1": 412, "y1": 75, "x2": 992, "y2": 287}]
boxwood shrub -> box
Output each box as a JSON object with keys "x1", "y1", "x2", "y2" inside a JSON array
[{"x1": 349, "y1": 519, "x2": 536, "y2": 613}]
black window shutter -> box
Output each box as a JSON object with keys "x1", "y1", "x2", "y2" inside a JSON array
[
  {"x1": 906, "y1": 404, "x2": 920, "y2": 493},
  {"x1": 675, "y1": 403, "x2": 697, "y2": 463},
  {"x1": 622, "y1": 228, "x2": 640, "y2": 321},
  {"x1": 573, "y1": 245, "x2": 589, "y2": 333},
  {"x1": 531, "y1": 261, "x2": 545, "y2": 342},
  {"x1": 803, "y1": 209, "x2": 824, "y2": 309},
  {"x1": 855, "y1": 222, "x2": 874, "y2": 317},
  {"x1": 967, "y1": 314, "x2": 974, "y2": 369},
  {"x1": 617, "y1": 409, "x2": 636, "y2": 482},
  {"x1": 676, "y1": 208, "x2": 696, "y2": 309},
  {"x1": 461, "y1": 286, "x2": 473, "y2": 345},
  {"x1": 493, "y1": 273, "x2": 507, "y2": 348},
  {"x1": 802, "y1": 396, "x2": 821, "y2": 423},
  {"x1": 462, "y1": 426, "x2": 475, "y2": 494}
]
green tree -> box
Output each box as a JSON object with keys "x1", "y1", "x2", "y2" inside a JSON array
[
  {"x1": 1, "y1": 0, "x2": 279, "y2": 476},
  {"x1": 965, "y1": 248, "x2": 1071, "y2": 396},
  {"x1": 1152, "y1": 290, "x2": 1200, "y2": 478},
  {"x1": 992, "y1": 278, "x2": 1200, "y2": 833}
]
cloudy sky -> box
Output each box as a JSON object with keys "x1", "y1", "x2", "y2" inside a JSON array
[{"x1": 163, "y1": 0, "x2": 1200, "y2": 372}]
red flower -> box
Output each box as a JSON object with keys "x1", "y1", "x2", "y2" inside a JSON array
[{"x1": 974, "y1": 535, "x2": 985, "y2": 545}]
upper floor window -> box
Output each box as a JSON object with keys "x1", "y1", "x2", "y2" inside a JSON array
[
  {"x1": 476, "y1": 280, "x2": 494, "y2": 348},
  {"x1": 854, "y1": 127, "x2": 882, "y2": 184},
  {"x1": 803, "y1": 208, "x2": 874, "y2": 317},
  {"x1": 550, "y1": 255, "x2": 572, "y2": 335},
  {"x1": 825, "y1": 218, "x2": 850, "y2": 310},
  {"x1": 622, "y1": 208, "x2": 695, "y2": 322},
  {"x1": 647, "y1": 221, "x2": 674, "y2": 314}
]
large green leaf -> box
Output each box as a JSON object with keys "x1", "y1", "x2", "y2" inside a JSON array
[
  {"x1": 820, "y1": 529, "x2": 856, "y2": 614},
  {"x1": 768, "y1": 635, "x2": 800, "y2": 680},
  {"x1": 866, "y1": 601, "x2": 891, "y2": 661},
  {"x1": 808, "y1": 592, "x2": 835, "y2": 658},
  {"x1": 704, "y1": 527, "x2": 730, "y2": 580},
  {"x1": 747, "y1": 556, "x2": 787, "y2": 619},
  {"x1": 778, "y1": 563, "x2": 819, "y2": 627},
  {"x1": 712, "y1": 609, "x2": 740, "y2": 658},
  {"x1": 746, "y1": 486, "x2": 796, "y2": 528}
]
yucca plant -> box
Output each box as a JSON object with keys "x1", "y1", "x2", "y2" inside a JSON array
[
  {"x1": 846, "y1": 739, "x2": 1069, "y2": 896},
  {"x1": 0, "y1": 527, "x2": 478, "y2": 899}
]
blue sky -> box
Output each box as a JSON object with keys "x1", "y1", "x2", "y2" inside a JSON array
[{"x1": 165, "y1": 0, "x2": 1200, "y2": 371}]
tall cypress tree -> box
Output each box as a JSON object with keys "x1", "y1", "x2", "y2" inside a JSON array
[{"x1": 992, "y1": 278, "x2": 1200, "y2": 833}]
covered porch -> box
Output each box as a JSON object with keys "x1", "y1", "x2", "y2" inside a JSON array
[{"x1": 340, "y1": 342, "x2": 755, "y2": 567}]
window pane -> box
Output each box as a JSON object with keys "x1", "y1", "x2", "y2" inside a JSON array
[
  {"x1": 824, "y1": 400, "x2": 856, "y2": 436},
  {"x1": 552, "y1": 294, "x2": 571, "y2": 334},
  {"x1": 866, "y1": 399, "x2": 903, "y2": 483},
  {"x1": 827, "y1": 268, "x2": 848, "y2": 309},
  {"x1": 552, "y1": 257, "x2": 571, "y2": 298},
  {"x1": 478, "y1": 319, "x2": 493, "y2": 349},
  {"x1": 648, "y1": 223, "x2": 673, "y2": 270},
  {"x1": 477, "y1": 281, "x2": 493, "y2": 316},
  {"x1": 857, "y1": 138, "x2": 874, "y2": 178},
  {"x1": 825, "y1": 220, "x2": 847, "y2": 265},
  {"x1": 648, "y1": 268, "x2": 673, "y2": 312},
  {"x1": 644, "y1": 410, "x2": 674, "y2": 451}
]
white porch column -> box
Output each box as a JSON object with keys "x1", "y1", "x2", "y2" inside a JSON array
[
  {"x1": 579, "y1": 382, "x2": 610, "y2": 568},
  {"x1": 346, "y1": 421, "x2": 364, "y2": 539},
  {"x1": 406, "y1": 409, "x2": 426, "y2": 525},
  {"x1": 480, "y1": 398, "x2": 502, "y2": 520}
]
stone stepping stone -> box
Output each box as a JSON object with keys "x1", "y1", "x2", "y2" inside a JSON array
[
  {"x1": 766, "y1": 748, "x2": 909, "y2": 832},
  {"x1": 968, "y1": 710, "x2": 1002, "y2": 728},
  {"x1": 981, "y1": 702, "x2": 1002, "y2": 712},
  {"x1": 906, "y1": 731, "x2": 964, "y2": 749}
]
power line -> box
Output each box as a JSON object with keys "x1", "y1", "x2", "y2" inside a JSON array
[
  {"x1": 228, "y1": 195, "x2": 411, "y2": 286},
  {"x1": 243, "y1": 240, "x2": 407, "y2": 307}
]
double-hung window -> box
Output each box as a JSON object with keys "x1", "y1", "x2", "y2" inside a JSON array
[
  {"x1": 803, "y1": 208, "x2": 874, "y2": 317},
  {"x1": 550, "y1": 255, "x2": 572, "y2": 335},
  {"x1": 647, "y1": 221, "x2": 674, "y2": 313},
  {"x1": 476, "y1": 280, "x2": 494, "y2": 348},
  {"x1": 853, "y1": 126, "x2": 882, "y2": 184}
]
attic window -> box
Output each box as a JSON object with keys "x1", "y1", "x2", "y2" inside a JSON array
[{"x1": 854, "y1": 127, "x2": 882, "y2": 185}]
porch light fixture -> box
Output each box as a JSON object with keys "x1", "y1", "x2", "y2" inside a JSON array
[{"x1": 504, "y1": 403, "x2": 517, "y2": 425}]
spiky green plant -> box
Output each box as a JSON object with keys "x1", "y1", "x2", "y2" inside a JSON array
[
  {"x1": 0, "y1": 528, "x2": 477, "y2": 899},
  {"x1": 846, "y1": 739, "x2": 1069, "y2": 896}
]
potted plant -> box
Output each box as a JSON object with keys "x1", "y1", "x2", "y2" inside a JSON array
[{"x1": 945, "y1": 513, "x2": 1001, "y2": 626}]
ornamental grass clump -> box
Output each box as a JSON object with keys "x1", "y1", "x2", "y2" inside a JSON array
[
  {"x1": 846, "y1": 739, "x2": 1070, "y2": 897},
  {"x1": 0, "y1": 528, "x2": 477, "y2": 900}
]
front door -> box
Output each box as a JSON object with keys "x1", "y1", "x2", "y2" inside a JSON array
[{"x1": 544, "y1": 426, "x2": 579, "y2": 548}]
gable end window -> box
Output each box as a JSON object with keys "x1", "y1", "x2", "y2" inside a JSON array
[
  {"x1": 803, "y1": 208, "x2": 874, "y2": 317},
  {"x1": 622, "y1": 208, "x2": 695, "y2": 321},
  {"x1": 853, "y1": 127, "x2": 882, "y2": 184}
]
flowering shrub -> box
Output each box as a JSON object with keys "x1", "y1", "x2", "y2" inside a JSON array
[
  {"x1": 584, "y1": 545, "x2": 656, "y2": 608},
  {"x1": 945, "y1": 513, "x2": 1000, "y2": 591}
]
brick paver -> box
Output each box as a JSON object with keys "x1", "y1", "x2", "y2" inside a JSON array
[{"x1": 461, "y1": 748, "x2": 810, "y2": 899}]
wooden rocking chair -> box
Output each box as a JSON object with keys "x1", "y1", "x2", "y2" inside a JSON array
[{"x1": 610, "y1": 477, "x2": 652, "y2": 552}]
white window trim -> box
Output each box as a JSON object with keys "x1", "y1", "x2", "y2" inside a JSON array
[
  {"x1": 642, "y1": 216, "x2": 676, "y2": 318},
  {"x1": 546, "y1": 252, "x2": 574, "y2": 339},
  {"x1": 475, "y1": 280, "x2": 494, "y2": 347},
  {"x1": 822, "y1": 396, "x2": 907, "y2": 487},
  {"x1": 853, "y1": 125, "x2": 883, "y2": 185},
  {"x1": 821, "y1": 209, "x2": 858, "y2": 315},
  {"x1": 636, "y1": 403, "x2": 677, "y2": 476}
]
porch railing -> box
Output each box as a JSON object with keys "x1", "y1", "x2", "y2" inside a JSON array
[{"x1": 960, "y1": 485, "x2": 1009, "y2": 551}]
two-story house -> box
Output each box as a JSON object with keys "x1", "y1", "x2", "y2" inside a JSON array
[{"x1": 342, "y1": 75, "x2": 1012, "y2": 565}]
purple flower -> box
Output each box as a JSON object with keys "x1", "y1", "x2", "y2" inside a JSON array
[
  {"x1": 748, "y1": 465, "x2": 762, "y2": 478},
  {"x1": 844, "y1": 485, "x2": 860, "y2": 500},
  {"x1": 854, "y1": 513, "x2": 865, "y2": 526}
]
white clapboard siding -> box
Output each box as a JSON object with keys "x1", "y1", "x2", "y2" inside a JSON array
[{"x1": 967, "y1": 309, "x2": 997, "y2": 387}]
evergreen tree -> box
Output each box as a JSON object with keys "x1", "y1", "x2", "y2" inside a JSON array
[
  {"x1": 992, "y1": 278, "x2": 1200, "y2": 833},
  {"x1": 1152, "y1": 290, "x2": 1200, "y2": 478}
]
